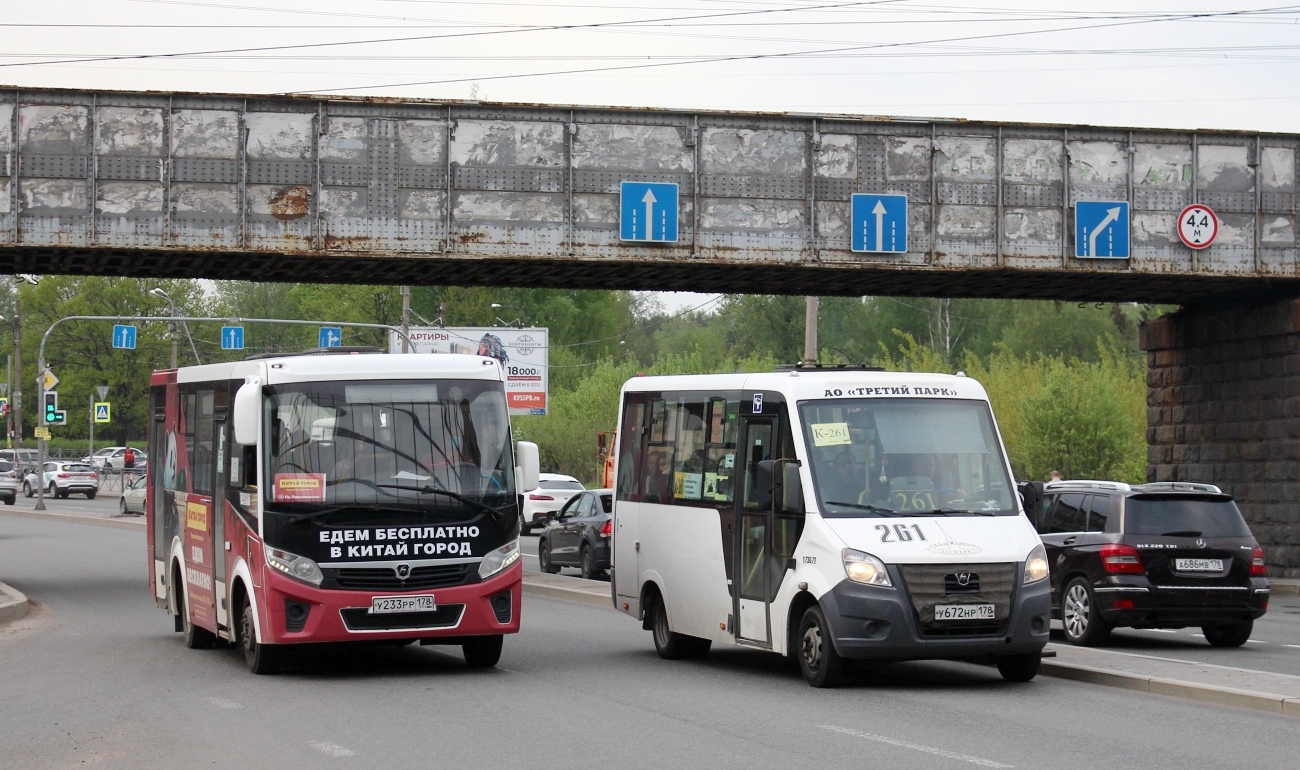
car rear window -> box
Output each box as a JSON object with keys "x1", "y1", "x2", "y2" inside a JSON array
[
  {"x1": 540, "y1": 479, "x2": 584, "y2": 490},
  {"x1": 63, "y1": 463, "x2": 95, "y2": 473},
  {"x1": 1125, "y1": 496, "x2": 1253, "y2": 538}
]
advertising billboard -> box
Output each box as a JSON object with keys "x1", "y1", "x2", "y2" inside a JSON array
[{"x1": 389, "y1": 326, "x2": 549, "y2": 416}]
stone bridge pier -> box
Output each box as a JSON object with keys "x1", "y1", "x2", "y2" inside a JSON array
[{"x1": 1142, "y1": 299, "x2": 1300, "y2": 577}]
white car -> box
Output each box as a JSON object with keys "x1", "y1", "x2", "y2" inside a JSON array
[
  {"x1": 519, "y1": 473, "x2": 585, "y2": 534},
  {"x1": 82, "y1": 446, "x2": 147, "y2": 471},
  {"x1": 25, "y1": 461, "x2": 100, "y2": 500},
  {"x1": 120, "y1": 474, "x2": 147, "y2": 515}
]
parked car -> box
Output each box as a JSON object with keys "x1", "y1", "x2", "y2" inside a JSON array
[
  {"x1": 82, "y1": 446, "x2": 147, "y2": 471},
  {"x1": 519, "y1": 473, "x2": 585, "y2": 534},
  {"x1": 1033, "y1": 479, "x2": 1268, "y2": 647},
  {"x1": 0, "y1": 448, "x2": 40, "y2": 477},
  {"x1": 538, "y1": 488, "x2": 613, "y2": 579},
  {"x1": 120, "y1": 474, "x2": 147, "y2": 515},
  {"x1": 0, "y1": 459, "x2": 19, "y2": 505},
  {"x1": 24, "y1": 461, "x2": 100, "y2": 500}
]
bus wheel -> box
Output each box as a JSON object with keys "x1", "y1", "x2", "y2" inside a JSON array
[
  {"x1": 651, "y1": 593, "x2": 711, "y2": 660},
  {"x1": 995, "y1": 652, "x2": 1041, "y2": 682},
  {"x1": 797, "y1": 606, "x2": 846, "y2": 688},
  {"x1": 239, "y1": 598, "x2": 282, "y2": 675},
  {"x1": 181, "y1": 592, "x2": 215, "y2": 650},
  {"x1": 462, "y1": 635, "x2": 503, "y2": 668}
]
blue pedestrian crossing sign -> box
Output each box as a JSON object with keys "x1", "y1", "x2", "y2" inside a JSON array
[
  {"x1": 851, "y1": 194, "x2": 908, "y2": 253},
  {"x1": 1075, "y1": 201, "x2": 1130, "y2": 259},
  {"x1": 620, "y1": 181, "x2": 678, "y2": 243},
  {"x1": 112, "y1": 324, "x2": 137, "y2": 349},
  {"x1": 221, "y1": 326, "x2": 245, "y2": 350},
  {"x1": 94, "y1": 403, "x2": 111, "y2": 423},
  {"x1": 318, "y1": 327, "x2": 342, "y2": 348}
]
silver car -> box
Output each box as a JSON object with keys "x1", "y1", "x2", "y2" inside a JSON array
[
  {"x1": 120, "y1": 474, "x2": 147, "y2": 515},
  {"x1": 0, "y1": 459, "x2": 19, "y2": 505}
]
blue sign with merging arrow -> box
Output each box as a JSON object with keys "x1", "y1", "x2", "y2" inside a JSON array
[
  {"x1": 1075, "y1": 201, "x2": 1130, "y2": 259},
  {"x1": 221, "y1": 326, "x2": 245, "y2": 350},
  {"x1": 318, "y1": 327, "x2": 342, "y2": 348},
  {"x1": 112, "y1": 324, "x2": 137, "y2": 350},
  {"x1": 851, "y1": 194, "x2": 908, "y2": 253},
  {"x1": 620, "y1": 181, "x2": 678, "y2": 243}
]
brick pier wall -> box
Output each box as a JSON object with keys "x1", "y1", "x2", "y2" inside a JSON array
[{"x1": 1141, "y1": 300, "x2": 1300, "y2": 577}]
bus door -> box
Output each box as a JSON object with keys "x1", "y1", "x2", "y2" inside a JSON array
[{"x1": 734, "y1": 416, "x2": 774, "y2": 647}]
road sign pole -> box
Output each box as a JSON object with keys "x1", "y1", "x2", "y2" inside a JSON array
[{"x1": 89, "y1": 393, "x2": 94, "y2": 467}]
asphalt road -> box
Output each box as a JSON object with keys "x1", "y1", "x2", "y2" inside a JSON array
[{"x1": 2, "y1": 512, "x2": 1299, "y2": 770}]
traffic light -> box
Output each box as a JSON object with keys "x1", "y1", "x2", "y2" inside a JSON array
[{"x1": 43, "y1": 391, "x2": 66, "y2": 425}]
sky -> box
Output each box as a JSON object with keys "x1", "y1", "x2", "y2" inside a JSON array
[{"x1": 5, "y1": 1, "x2": 1300, "y2": 313}]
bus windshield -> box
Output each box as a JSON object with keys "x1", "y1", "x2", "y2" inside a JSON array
[
  {"x1": 264, "y1": 379, "x2": 515, "y2": 513},
  {"x1": 800, "y1": 398, "x2": 1016, "y2": 517}
]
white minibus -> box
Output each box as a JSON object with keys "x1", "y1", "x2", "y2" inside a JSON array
[{"x1": 610, "y1": 366, "x2": 1050, "y2": 687}]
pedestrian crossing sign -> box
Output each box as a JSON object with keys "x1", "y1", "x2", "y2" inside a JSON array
[{"x1": 94, "y1": 402, "x2": 111, "y2": 423}]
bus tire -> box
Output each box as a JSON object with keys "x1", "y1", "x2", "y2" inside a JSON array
[
  {"x1": 239, "y1": 597, "x2": 282, "y2": 675},
  {"x1": 651, "y1": 593, "x2": 711, "y2": 660},
  {"x1": 797, "y1": 605, "x2": 846, "y2": 688},
  {"x1": 462, "y1": 635, "x2": 504, "y2": 668},
  {"x1": 177, "y1": 570, "x2": 215, "y2": 650},
  {"x1": 996, "y1": 652, "x2": 1041, "y2": 682}
]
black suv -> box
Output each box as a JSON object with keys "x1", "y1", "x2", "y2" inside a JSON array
[{"x1": 1032, "y1": 480, "x2": 1268, "y2": 647}]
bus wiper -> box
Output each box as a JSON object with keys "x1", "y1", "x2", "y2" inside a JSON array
[
  {"x1": 372, "y1": 483, "x2": 506, "y2": 517},
  {"x1": 915, "y1": 507, "x2": 1000, "y2": 516},
  {"x1": 824, "y1": 501, "x2": 903, "y2": 516},
  {"x1": 1161, "y1": 530, "x2": 1202, "y2": 537}
]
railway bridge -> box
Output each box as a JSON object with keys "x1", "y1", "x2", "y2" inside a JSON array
[{"x1": 1, "y1": 86, "x2": 1297, "y2": 573}]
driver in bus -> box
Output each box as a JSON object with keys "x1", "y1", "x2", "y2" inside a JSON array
[{"x1": 823, "y1": 449, "x2": 864, "y2": 504}]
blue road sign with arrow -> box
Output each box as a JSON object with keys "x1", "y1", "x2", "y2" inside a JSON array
[
  {"x1": 620, "y1": 181, "x2": 678, "y2": 243},
  {"x1": 112, "y1": 324, "x2": 137, "y2": 349},
  {"x1": 221, "y1": 326, "x2": 245, "y2": 350},
  {"x1": 1075, "y1": 201, "x2": 1130, "y2": 259},
  {"x1": 319, "y1": 327, "x2": 342, "y2": 348},
  {"x1": 851, "y1": 194, "x2": 908, "y2": 253}
]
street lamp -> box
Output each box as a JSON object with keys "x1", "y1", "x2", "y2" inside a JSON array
[
  {"x1": 490, "y1": 303, "x2": 526, "y2": 328},
  {"x1": 150, "y1": 287, "x2": 178, "y2": 369}
]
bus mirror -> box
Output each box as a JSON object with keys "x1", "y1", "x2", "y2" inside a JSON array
[
  {"x1": 516, "y1": 441, "x2": 539, "y2": 492},
  {"x1": 233, "y1": 380, "x2": 261, "y2": 446},
  {"x1": 780, "y1": 462, "x2": 803, "y2": 514}
]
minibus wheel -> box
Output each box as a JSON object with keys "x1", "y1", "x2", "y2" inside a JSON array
[
  {"x1": 797, "y1": 606, "x2": 846, "y2": 687},
  {"x1": 239, "y1": 597, "x2": 282, "y2": 675},
  {"x1": 651, "y1": 592, "x2": 711, "y2": 660}
]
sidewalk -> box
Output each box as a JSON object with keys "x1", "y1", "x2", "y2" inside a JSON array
[{"x1": 3, "y1": 504, "x2": 1298, "y2": 715}]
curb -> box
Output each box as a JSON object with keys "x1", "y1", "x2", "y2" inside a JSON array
[
  {"x1": 0, "y1": 581, "x2": 29, "y2": 624},
  {"x1": 521, "y1": 579, "x2": 613, "y2": 609},
  {"x1": 1041, "y1": 660, "x2": 1300, "y2": 716}
]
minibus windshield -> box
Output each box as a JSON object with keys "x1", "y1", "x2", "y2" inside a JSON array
[{"x1": 800, "y1": 398, "x2": 1016, "y2": 517}]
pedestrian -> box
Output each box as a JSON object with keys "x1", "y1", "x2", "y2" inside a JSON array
[
  {"x1": 1048, "y1": 469, "x2": 1061, "y2": 483},
  {"x1": 123, "y1": 447, "x2": 137, "y2": 484}
]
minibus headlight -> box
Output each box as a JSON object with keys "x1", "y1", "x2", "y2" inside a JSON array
[
  {"x1": 478, "y1": 540, "x2": 521, "y2": 579},
  {"x1": 1023, "y1": 543, "x2": 1049, "y2": 584},
  {"x1": 265, "y1": 545, "x2": 324, "y2": 586},
  {"x1": 842, "y1": 548, "x2": 891, "y2": 587}
]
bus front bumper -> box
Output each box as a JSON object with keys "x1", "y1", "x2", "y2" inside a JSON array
[{"x1": 260, "y1": 561, "x2": 522, "y2": 645}]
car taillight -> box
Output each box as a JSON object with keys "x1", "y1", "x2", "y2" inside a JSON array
[
  {"x1": 57, "y1": 472, "x2": 71, "y2": 479},
  {"x1": 1100, "y1": 543, "x2": 1144, "y2": 574},
  {"x1": 529, "y1": 493, "x2": 554, "y2": 501},
  {"x1": 599, "y1": 520, "x2": 612, "y2": 538},
  {"x1": 1251, "y1": 546, "x2": 1266, "y2": 577}
]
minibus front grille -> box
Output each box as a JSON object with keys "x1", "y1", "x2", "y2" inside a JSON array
[
  {"x1": 898, "y1": 562, "x2": 1016, "y2": 637},
  {"x1": 330, "y1": 564, "x2": 477, "y2": 591}
]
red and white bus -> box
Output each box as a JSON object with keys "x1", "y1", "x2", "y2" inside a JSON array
[{"x1": 146, "y1": 348, "x2": 539, "y2": 674}]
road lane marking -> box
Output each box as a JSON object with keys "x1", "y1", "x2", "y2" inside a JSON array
[
  {"x1": 207, "y1": 697, "x2": 243, "y2": 709},
  {"x1": 310, "y1": 741, "x2": 356, "y2": 757},
  {"x1": 821, "y1": 725, "x2": 1012, "y2": 768}
]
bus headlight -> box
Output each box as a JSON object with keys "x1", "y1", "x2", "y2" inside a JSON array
[
  {"x1": 265, "y1": 545, "x2": 324, "y2": 586},
  {"x1": 1023, "y1": 543, "x2": 1049, "y2": 584},
  {"x1": 842, "y1": 548, "x2": 891, "y2": 587},
  {"x1": 478, "y1": 540, "x2": 520, "y2": 580}
]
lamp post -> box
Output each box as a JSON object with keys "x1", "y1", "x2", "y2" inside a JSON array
[
  {"x1": 149, "y1": 287, "x2": 178, "y2": 369},
  {"x1": 489, "y1": 303, "x2": 526, "y2": 328}
]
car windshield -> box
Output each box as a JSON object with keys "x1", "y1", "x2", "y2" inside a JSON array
[
  {"x1": 800, "y1": 397, "x2": 1016, "y2": 517},
  {"x1": 264, "y1": 378, "x2": 516, "y2": 514},
  {"x1": 1125, "y1": 496, "x2": 1253, "y2": 537}
]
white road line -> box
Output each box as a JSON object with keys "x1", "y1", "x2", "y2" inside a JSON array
[
  {"x1": 1285, "y1": 644, "x2": 1300, "y2": 650},
  {"x1": 310, "y1": 741, "x2": 356, "y2": 757},
  {"x1": 206, "y1": 697, "x2": 243, "y2": 709},
  {"x1": 821, "y1": 725, "x2": 1012, "y2": 768}
]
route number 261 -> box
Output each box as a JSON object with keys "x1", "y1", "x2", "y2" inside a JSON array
[{"x1": 876, "y1": 523, "x2": 927, "y2": 543}]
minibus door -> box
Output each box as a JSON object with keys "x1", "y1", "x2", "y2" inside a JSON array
[{"x1": 733, "y1": 416, "x2": 774, "y2": 647}]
